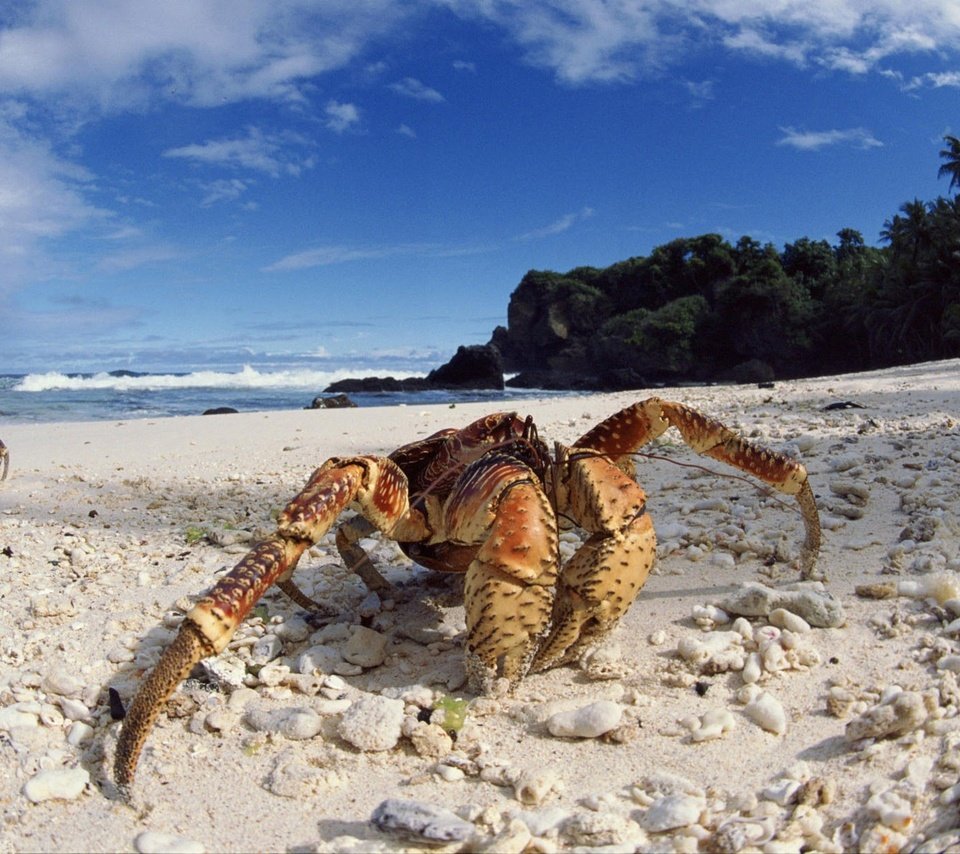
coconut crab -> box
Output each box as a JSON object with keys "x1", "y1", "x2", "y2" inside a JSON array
[
  {"x1": 0, "y1": 440, "x2": 8, "y2": 481},
  {"x1": 113, "y1": 398, "x2": 820, "y2": 793}
]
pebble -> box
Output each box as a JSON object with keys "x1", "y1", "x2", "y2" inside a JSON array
[
  {"x1": 546, "y1": 700, "x2": 622, "y2": 738},
  {"x1": 66, "y1": 721, "x2": 94, "y2": 746},
  {"x1": 251, "y1": 633, "x2": 283, "y2": 664},
  {"x1": 687, "y1": 708, "x2": 736, "y2": 742},
  {"x1": 40, "y1": 667, "x2": 84, "y2": 698},
  {"x1": 744, "y1": 691, "x2": 787, "y2": 735},
  {"x1": 342, "y1": 626, "x2": 388, "y2": 668},
  {"x1": 298, "y1": 644, "x2": 343, "y2": 675},
  {"x1": 0, "y1": 703, "x2": 40, "y2": 730},
  {"x1": 22, "y1": 767, "x2": 89, "y2": 803},
  {"x1": 720, "y1": 581, "x2": 845, "y2": 628},
  {"x1": 245, "y1": 707, "x2": 323, "y2": 740},
  {"x1": 135, "y1": 831, "x2": 206, "y2": 854},
  {"x1": 845, "y1": 690, "x2": 928, "y2": 741},
  {"x1": 640, "y1": 794, "x2": 705, "y2": 832},
  {"x1": 338, "y1": 695, "x2": 405, "y2": 751},
  {"x1": 370, "y1": 798, "x2": 475, "y2": 845}
]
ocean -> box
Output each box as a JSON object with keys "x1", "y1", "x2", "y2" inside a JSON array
[{"x1": 0, "y1": 367, "x2": 558, "y2": 424}]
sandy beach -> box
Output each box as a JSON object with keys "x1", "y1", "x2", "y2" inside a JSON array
[{"x1": 2, "y1": 360, "x2": 959, "y2": 853}]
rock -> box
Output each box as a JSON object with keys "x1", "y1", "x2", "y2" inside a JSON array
[
  {"x1": 425, "y1": 344, "x2": 504, "y2": 390},
  {"x1": 23, "y1": 767, "x2": 89, "y2": 803},
  {"x1": 744, "y1": 691, "x2": 787, "y2": 735},
  {"x1": 342, "y1": 626, "x2": 388, "y2": 668},
  {"x1": 135, "y1": 831, "x2": 206, "y2": 854},
  {"x1": 308, "y1": 394, "x2": 357, "y2": 409},
  {"x1": 201, "y1": 407, "x2": 238, "y2": 415},
  {"x1": 720, "y1": 581, "x2": 845, "y2": 628},
  {"x1": 298, "y1": 644, "x2": 343, "y2": 675},
  {"x1": 546, "y1": 700, "x2": 622, "y2": 738},
  {"x1": 370, "y1": 798, "x2": 475, "y2": 844},
  {"x1": 338, "y1": 695, "x2": 405, "y2": 751},
  {"x1": 245, "y1": 707, "x2": 323, "y2": 740},
  {"x1": 845, "y1": 690, "x2": 928, "y2": 741},
  {"x1": 639, "y1": 794, "x2": 705, "y2": 832}
]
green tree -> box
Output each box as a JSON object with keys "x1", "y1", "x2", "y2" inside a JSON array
[{"x1": 938, "y1": 134, "x2": 960, "y2": 194}]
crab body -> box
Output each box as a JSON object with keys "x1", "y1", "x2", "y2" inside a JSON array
[{"x1": 113, "y1": 398, "x2": 821, "y2": 793}]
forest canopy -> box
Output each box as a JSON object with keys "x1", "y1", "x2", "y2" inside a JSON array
[{"x1": 491, "y1": 136, "x2": 960, "y2": 389}]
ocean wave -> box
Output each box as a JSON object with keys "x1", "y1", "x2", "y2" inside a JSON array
[{"x1": 14, "y1": 365, "x2": 419, "y2": 393}]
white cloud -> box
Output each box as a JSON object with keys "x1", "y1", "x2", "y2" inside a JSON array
[
  {"x1": 389, "y1": 76, "x2": 445, "y2": 102},
  {"x1": 263, "y1": 240, "x2": 490, "y2": 271},
  {"x1": 452, "y1": 60, "x2": 476, "y2": 72},
  {"x1": 517, "y1": 207, "x2": 595, "y2": 241},
  {"x1": 396, "y1": 123, "x2": 417, "y2": 138},
  {"x1": 776, "y1": 126, "x2": 884, "y2": 151},
  {"x1": 325, "y1": 99, "x2": 361, "y2": 133},
  {"x1": 162, "y1": 127, "x2": 310, "y2": 177},
  {"x1": 0, "y1": 111, "x2": 107, "y2": 288},
  {"x1": 199, "y1": 178, "x2": 250, "y2": 206},
  {"x1": 0, "y1": 1, "x2": 416, "y2": 110},
  {"x1": 443, "y1": 0, "x2": 960, "y2": 83}
]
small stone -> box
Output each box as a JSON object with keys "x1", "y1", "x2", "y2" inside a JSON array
[
  {"x1": 67, "y1": 721, "x2": 94, "y2": 746},
  {"x1": 342, "y1": 626, "x2": 388, "y2": 668},
  {"x1": 744, "y1": 692, "x2": 787, "y2": 735},
  {"x1": 200, "y1": 656, "x2": 247, "y2": 689},
  {"x1": 135, "y1": 831, "x2": 205, "y2": 854},
  {"x1": 59, "y1": 697, "x2": 91, "y2": 722},
  {"x1": 640, "y1": 794, "x2": 705, "y2": 832},
  {"x1": 251, "y1": 634, "x2": 283, "y2": 664},
  {"x1": 408, "y1": 722, "x2": 453, "y2": 759},
  {"x1": 41, "y1": 667, "x2": 84, "y2": 698},
  {"x1": 245, "y1": 707, "x2": 323, "y2": 740},
  {"x1": 276, "y1": 615, "x2": 311, "y2": 643},
  {"x1": 0, "y1": 704, "x2": 40, "y2": 730},
  {"x1": 298, "y1": 644, "x2": 343, "y2": 675},
  {"x1": 512, "y1": 767, "x2": 561, "y2": 805},
  {"x1": 338, "y1": 695, "x2": 405, "y2": 751},
  {"x1": 370, "y1": 798, "x2": 474, "y2": 844},
  {"x1": 768, "y1": 608, "x2": 811, "y2": 634},
  {"x1": 546, "y1": 700, "x2": 622, "y2": 738},
  {"x1": 846, "y1": 690, "x2": 927, "y2": 741},
  {"x1": 23, "y1": 767, "x2": 89, "y2": 803}
]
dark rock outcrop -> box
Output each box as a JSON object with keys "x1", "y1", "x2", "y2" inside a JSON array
[
  {"x1": 307, "y1": 394, "x2": 358, "y2": 409},
  {"x1": 324, "y1": 345, "x2": 504, "y2": 395},
  {"x1": 202, "y1": 406, "x2": 239, "y2": 415}
]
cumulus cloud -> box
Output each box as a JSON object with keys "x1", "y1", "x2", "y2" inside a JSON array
[
  {"x1": 0, "y1": 0, "x2": 414, "y2": 110},
  {"x1": 776, "y1": 126, "x2": 884, "y2": 151},
  {"x1": 325, "y1": 99, "x2": 361, "y2": 133}
]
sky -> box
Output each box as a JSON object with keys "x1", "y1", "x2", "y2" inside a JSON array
[{"x1": 2, "y1": 1, "x2": 960, "y2": 376}]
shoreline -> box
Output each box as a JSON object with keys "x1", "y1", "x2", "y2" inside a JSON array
[{"x1": 1, "y1": 360, "x2": 959, "y2": 852}]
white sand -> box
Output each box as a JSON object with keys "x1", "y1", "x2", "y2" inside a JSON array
[{"x1": 1, "y1": 360, "x2": 959, "y2": 853}]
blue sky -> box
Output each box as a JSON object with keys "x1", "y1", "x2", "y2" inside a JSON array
[{"x1": 2, "y1": 1, "x2": 960, "y2": 375}]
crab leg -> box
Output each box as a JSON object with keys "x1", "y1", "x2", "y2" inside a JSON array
[
  {"x1": 439, "y1": 453, "x2": 560, "y2": 693},
  {"x1": 114, "y1": 457, "x2": 428, "y2": 794},
  {"x1": 533, "y1": 451, "x2": 655, "y2": 671},
  {"x1": 0, "y1": 440, "x2": 8, "y2": 481},
  {"x1": 576, "y1": 398, "x2": 821, "y2": 577}
]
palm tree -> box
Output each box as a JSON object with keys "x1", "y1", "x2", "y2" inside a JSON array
[{"x1": 938, "y1": 134, "x2": 960, "y2": 194}]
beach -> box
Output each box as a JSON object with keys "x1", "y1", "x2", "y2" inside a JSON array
[{"x1": 1, "y1": 360, "x2": 959, "y2": 853}]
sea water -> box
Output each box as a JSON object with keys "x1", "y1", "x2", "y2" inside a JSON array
[{"x1": 0, "y1": 367, "x2": 558, "y2": 423}]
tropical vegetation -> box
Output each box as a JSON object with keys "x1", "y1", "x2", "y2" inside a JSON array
[{"x1": 492, "y1": 136, "x2": 960, "y2": 388}]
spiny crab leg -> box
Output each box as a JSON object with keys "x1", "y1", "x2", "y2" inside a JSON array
[
  {"x1": 0, "y1": 440, "x2": 8, "y2": 481},
  {"x1": 114, "y1": 535, "x2": 309, "y2": 795},
  {"x1": 114, "y1": 457, "x2": 427, "y2": 795},
  {"x1": 575, "y1": 398, "x2": 822, "y2": 577}
]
